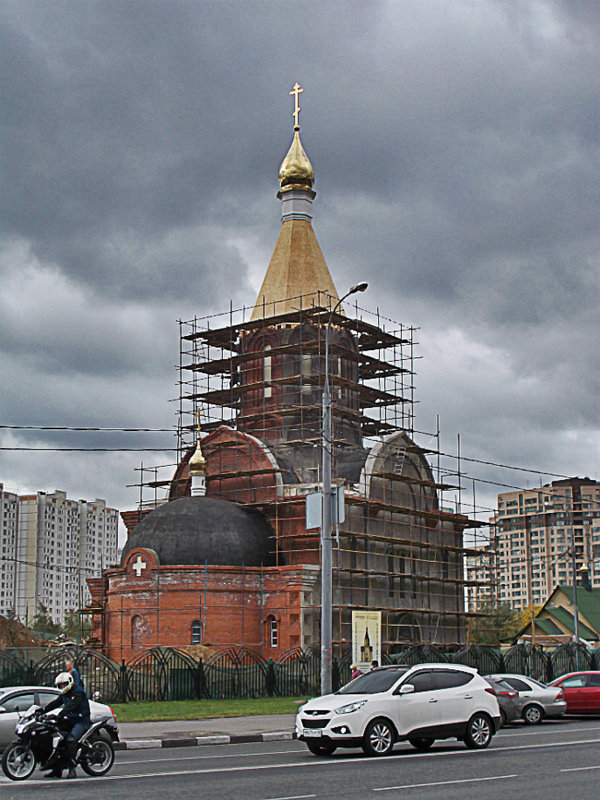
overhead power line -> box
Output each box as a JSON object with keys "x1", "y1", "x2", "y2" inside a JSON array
[
  {"x1": 1, "y1": 424, "x2": 575, "y2": 480},
  {"x1": 0, "y1": 425, "x2": 173, "y2": 432},
  {"x1": 0, "y1": 554, "x2": 108, "y2": 575},
  {"x1": 438, "y1": 451, "x2": 571, "y2": 479},
  {"x1": 0, "y1": 447, "x2": 173, "y2": 452}
]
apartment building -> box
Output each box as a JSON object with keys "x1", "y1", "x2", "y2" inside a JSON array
[
  {"x1": 464, "y1": 544, "x2": 496, "y2": 612},
  {"x1": 0, "y1": 484, "x2": 19, "y2": 617},
  {"x1": 494, "y1": 478, "x2": 600, "y2": 610},
  {"x1": 1, "y1": 486, "x2": 119, "y2": 625}
]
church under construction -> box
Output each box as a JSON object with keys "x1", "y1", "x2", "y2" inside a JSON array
[{"x1": 89, "y1": 87, "x2": 484, "y2": 661}]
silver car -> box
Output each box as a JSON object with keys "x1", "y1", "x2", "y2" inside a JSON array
[
  {"x1": 0, "y1": 685, "x2": 118, "y2": 750},
  {"x1": 485, "y1": 674, "x2": 567, "y2": 724}
]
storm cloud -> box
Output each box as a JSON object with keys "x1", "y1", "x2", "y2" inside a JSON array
[{"x1": 1, "y1": 0, "x2": 598, "y2": 533}]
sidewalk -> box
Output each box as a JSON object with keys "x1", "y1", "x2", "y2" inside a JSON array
[{"x1": 116, "y1": 713, "x2": 298, "y2": 750}]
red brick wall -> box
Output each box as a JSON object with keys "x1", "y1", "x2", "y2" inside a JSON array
[{"x1": 90, "y1": 547, "x2": 308, "y2": 662}]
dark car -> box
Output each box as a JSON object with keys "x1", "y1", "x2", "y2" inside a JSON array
[
  {"x1": 549, "y1": 671, "x2": 600, "y2": 714},
  {"x1": 486, "y1": 673, "x2": 567, "y2": 724},
  {"x1": 483, "y1": 677, "x2": 520, "y2": 726}
]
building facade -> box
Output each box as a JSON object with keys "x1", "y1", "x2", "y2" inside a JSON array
[
  {"x1": 464, "y1": 545, "x2": 496, "y2": 613},
  {"x1": 494, "y1": 478, "x2": 600, "y2": 610},
  {"x1": 0, "y1": 487, "x2": 119, "y2": 625},
  {"x1": 0, "y1": 484, "x2": 19, "y2": 617}
]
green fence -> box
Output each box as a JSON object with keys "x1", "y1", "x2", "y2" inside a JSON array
[{"x1": 1, "y1": 643, "x2": 598, "y2": 703}]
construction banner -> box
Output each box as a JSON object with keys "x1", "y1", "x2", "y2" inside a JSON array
[{"x1": 352, "y1": 610, "x2": 381, "y2": 670}]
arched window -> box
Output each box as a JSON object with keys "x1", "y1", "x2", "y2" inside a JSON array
[
  {"x1": 268, "y1": 615, "x2": 278, "y2": 647},
  {"x1": 263, "y1": 345, "x2": 272, "y2": 398},
  {"x1": 191, "y1": 620, "x2": 201, "y2": 645}
]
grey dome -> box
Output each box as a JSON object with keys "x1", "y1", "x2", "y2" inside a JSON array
[{"x1": 121, "y1": 496, "x2": 276, "y2": 567}]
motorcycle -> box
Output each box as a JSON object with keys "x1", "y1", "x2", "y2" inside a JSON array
[{"x1": 1, "y1": 704, "x2": 119, "y2": 781}]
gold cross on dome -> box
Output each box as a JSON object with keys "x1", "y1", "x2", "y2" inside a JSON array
[{"x1": 289, "y1": 82, "x2": 304, "y2": 129}]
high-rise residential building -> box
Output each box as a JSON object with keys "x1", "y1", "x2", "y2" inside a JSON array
[
  {"x1": 0, "y1": 484, "x2": 19, "y2": 617},
  {"x1": 0, "y1": 487, "x2": 119, "y2": 625},
  {"x1": 494, "y1": 478, "x2": 600, "y2": 610},
  {"x1": 464, "y1": 544, "x2": 496, "y2": 613}
]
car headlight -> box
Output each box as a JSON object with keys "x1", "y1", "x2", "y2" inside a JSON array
[{"x1": 334, "y1": 699, "x2": 367, "y2": 715}]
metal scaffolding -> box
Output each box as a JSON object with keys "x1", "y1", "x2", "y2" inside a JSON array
[{"x1": 128, "y1": 291, "x2": 489, "y2": 649}]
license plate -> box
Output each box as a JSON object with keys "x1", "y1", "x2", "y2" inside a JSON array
[{"x1": 303, "y1": 729, "x2": 323, "y2": 738}]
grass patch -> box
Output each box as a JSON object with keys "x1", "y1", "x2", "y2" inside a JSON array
[{"x1": 111, "y1": 696, "x2": 307, "y2": 723}]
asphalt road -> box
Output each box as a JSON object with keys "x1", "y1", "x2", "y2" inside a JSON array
[{"x1": 1, "y1": 718, "x2": 599, "y2": 800}]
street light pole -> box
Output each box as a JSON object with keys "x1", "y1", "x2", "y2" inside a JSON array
[
  {"x1": 321, "y1": 282, "x2": 367, "y2": 696},
  {"x1": 570, "y1": 527, "x2": 580, "y2": 670}
]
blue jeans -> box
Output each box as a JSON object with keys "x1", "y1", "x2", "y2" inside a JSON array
[
  {"x1": 70, "y1": 719, "x2": 91, "y2": 741},
  {"x1": 63, "y1": 719, "x2": 91, "y2": 768}
]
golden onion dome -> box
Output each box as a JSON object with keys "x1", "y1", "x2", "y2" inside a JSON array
[
  {"x1": 278, "y1": 128, "x2": 314, "y2": 190},
  {"x1": 188, "y1": 440, "x2": 206, "y2": 474}
]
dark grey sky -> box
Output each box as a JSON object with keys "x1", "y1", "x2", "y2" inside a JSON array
[{"x1": 1, "y1": 0, "x2": 598, "y2": 536}]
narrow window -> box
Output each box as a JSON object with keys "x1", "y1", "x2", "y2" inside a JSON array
[
  {"x1": 398, "y1": 555, "x2": 406, "y2": 596},
  {"x1": 269, "y1": 616, "x2": 278, "y2": 647},
  {"x1": 442, "y1": 549, "x2": 449, "y2": 579},
  {"x1": 191, "y1": 620, "x2": 201, "y2": 645},
  {"x1": 301, "y1": 353, "x2": 312, "y2": 394},
  {"x1": 263, "y1": 345, "x2": 272, "y2": 398}
]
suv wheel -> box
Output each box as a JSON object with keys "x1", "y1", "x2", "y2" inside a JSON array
[
  {"x1": 408, "y1": 737, "x2": 434, "y2": 751},
  {"x1": 523, "y1": 704, "x2": 544, "y2": 725},
  {"x1": 362, "y1": 718, "x2": 395, "y2": 756},
  {"x1": 463, "y1": 712, "x2": 493, "y2": 749}
]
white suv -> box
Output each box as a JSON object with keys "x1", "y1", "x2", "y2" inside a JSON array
[{"x1": 296, "y1": 663, "x2": 501, "y2": 756}]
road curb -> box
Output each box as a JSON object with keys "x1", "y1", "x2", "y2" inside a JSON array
[{"x1": 115, "y1": 731, "x2": 296, "y2": 750}]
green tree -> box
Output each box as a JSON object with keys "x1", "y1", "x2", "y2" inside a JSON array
[
  {"x1": 31, "y1": 603, "x2": 62, "y2": 635},
  {"x1": 2, "y1": 609, "x2": 20, "y2": 646},
  {"x1": 63, "y1": 610, "x2": 91, "y2": 641},
  {"x1": 468, "y1": 603, "x2": 522, "y2": 646},
  {"x1": 513, "y1": 603, "x2": 543, "y2": 636}
]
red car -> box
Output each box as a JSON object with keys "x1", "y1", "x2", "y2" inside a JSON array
[{"x1": 549, "y1": 671, "x2": 600, "y2": 713}]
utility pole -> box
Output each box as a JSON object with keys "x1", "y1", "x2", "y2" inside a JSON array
[
  {"x1": 525, "y1": 513, "x2": 536, "y2": 647},
  {"x1": 320, "y1": 282, "x2": 367, "y2": 696},
  {"x1": 571, "y1": 527, "x2": 580, "y2": 670}
]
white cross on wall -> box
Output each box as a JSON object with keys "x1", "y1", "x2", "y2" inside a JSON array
[{"x1": 132, "y1": 555, "x2": 147, "y2": 577}]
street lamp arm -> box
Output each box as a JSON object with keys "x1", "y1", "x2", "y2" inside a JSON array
[{"x1": 324, "y1": 283, "x2": 368, "y2": 393}]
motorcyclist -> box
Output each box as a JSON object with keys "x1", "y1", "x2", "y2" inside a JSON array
[{"x1": 43, "y1": 671, "x2": 91, "y2": 779}]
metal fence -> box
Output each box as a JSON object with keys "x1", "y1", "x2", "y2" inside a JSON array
[{"x1": 1, "y1": 643, "x2": 598, "y2": 703}]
